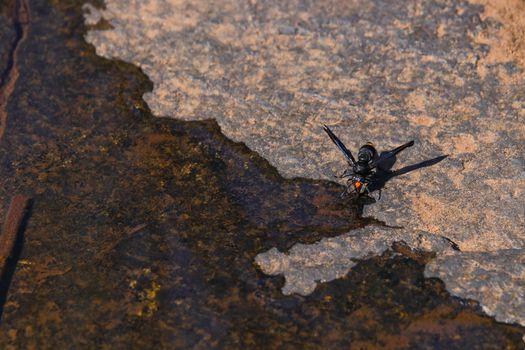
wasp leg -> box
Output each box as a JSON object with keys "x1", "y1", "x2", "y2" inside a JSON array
[
  {"x1": 340, "y1": 169, "x2": 353, "y2": 178},
  {"x1": 340, "y1": 179, "x2": 356, "y2": 199}
]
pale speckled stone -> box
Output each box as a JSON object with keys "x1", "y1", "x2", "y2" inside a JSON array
[
  {"x1": 425, "y1": 250, "x2": 525, "y2": 326},
  {"x1": 83, "y1": 0, "x2": 525, "y2": 327},
  {"x1": 82, "y1": 3, "x2": 103, "y2": 26},
  {"x1": 256, "y1": 225, "x2": 457, "y2": 295}
]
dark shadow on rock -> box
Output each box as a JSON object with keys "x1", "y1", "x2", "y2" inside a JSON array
[
  {"x1": 366, "y1": 154, "x2": 449, "y2": 194},
  {"x1": 0, "y1": 199, "x2": 32, "y2": 322},
  {"x1": 339, "y1": 153, "x2": 447, "y2": 220},
  {"x1": 340, "y1": 152, "x2": 447, "y2": 214}
]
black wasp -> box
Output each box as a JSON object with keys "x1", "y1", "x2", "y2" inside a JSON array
[{"x1": 323, "y1": 124, "x2": 414, "y2": 197}]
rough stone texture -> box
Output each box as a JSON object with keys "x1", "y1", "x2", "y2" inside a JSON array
[
  {"x1": 82, "y1": 3, "x2": 102, "y2": 25},
  {"x1": 256, "y1": 225, "x2": 458, "y2": 295},
  {"x1": 0, "y1": 21, "x2": 15, "y2": 82},
  {"x1": 0, "y1": 0, "x2": 524, "y2": 347},
  {"x1": 425, "y1": 250, "x2": 525, "y2": 326},
  {"x1": 83, "y1": 0, "x2": 525, "y2": 327}
]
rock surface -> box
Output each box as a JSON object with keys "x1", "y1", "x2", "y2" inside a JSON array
[
  {"x1": 425, "y1": 249, "x2": 525, "y2": 326},
  {"x1": 83, "y1": 0, "x2": 525, "y2": 327},
  {"x1": 1, "y1": 1, "x2": 524, "y2": 347},
  {"x1": 256, "y1": 225, "x2": 458, "y2": 295}
]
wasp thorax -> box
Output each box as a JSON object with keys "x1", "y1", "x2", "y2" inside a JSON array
[{"x1": 357, "y1": 143, "x2": 377, "y2": 163}]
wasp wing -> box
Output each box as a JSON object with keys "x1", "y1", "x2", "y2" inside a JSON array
[
  {"x1": 369, "y1": 140, "x2": 414, "y2": 169},
  {"x1": 322, "y1": 124, "x2": 356, "y2": 165}
]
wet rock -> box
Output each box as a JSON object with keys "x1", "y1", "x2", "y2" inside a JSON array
[
  {"x1": 0, "y1": 2, "x2": 17, "y2": 78},
  {"x1": 0, "y1": 34, "x2": 14, "y2": 86},
  {"x1": 0, "y1": 0, "x2": 523, "y2": 346},
  {"x1": 256, "y1": 225, "x2": 457, "y2": 296},
  {"x1": 84, "y1": 0, "x2": 525, "y2": 328}
]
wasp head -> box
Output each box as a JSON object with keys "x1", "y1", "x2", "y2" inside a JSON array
[{"x1": 351, "y1": 176, "x2": 369, "y2": 194}]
